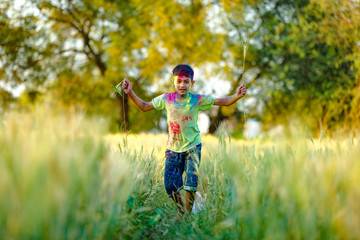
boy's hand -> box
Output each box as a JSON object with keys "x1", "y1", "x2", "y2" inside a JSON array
[
  {"x1": 121, "y1": 78, "x2": 132, "y2": 94},
  {"x1": 236, "y1": 83, "x2": 247, "y2": 98}
]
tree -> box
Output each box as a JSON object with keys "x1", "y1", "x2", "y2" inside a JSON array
[
  {"x1": 0, "y1": 0, "x2": 59, "y2": 106},
  {"x1": 217, "y1": 0, "x2": 360, "y2": 134},
  {"x1": 106, "y1": 0, "x2": 226, "y2": 131},
  {"x1": 1, "y1": 0, "x2": 226, "y2": 132},
  {"x1": 203, "y1": 0, "x2": 265, "y2": 135},
  {"x1": 256, "y1": 0, "x2": 360, "y2": 133},
  {"x1": 30, "y1": 0, "x2": 123, "y2": 125},
  {"x1": 306, "y1": 0, "x2": 360, "y2": 131}
]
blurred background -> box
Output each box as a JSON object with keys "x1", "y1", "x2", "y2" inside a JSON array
[{"x1": 1, "y1": 0, "x2": 359, "y2": 137}]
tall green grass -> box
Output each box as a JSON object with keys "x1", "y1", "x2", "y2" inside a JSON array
[
  {"x1": 223, "y1": 137, "x2": 360, "y2": 239},
  {"x1": 0, "y1": 108, "x2": 136, "y2": 239},
  {"x1": 1, "y1": 108, "x2": 359, "y2": 239}
]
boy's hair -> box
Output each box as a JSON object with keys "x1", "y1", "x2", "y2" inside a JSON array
[{"x1": 172, "y1": 64, "x2": 194, "y2": 80}]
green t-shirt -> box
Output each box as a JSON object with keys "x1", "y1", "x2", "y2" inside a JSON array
[{"x1": 152, "y1": 92, "x2": 215, "y2": 152}]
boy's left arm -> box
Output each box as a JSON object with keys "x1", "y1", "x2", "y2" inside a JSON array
[{"x1": 214, "y1": 83, "x2": 247, "y2": 106}]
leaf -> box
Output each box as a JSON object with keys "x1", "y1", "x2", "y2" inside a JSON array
[{"x1": 113, "y1": 85, "x2": 123, "y2": 97}]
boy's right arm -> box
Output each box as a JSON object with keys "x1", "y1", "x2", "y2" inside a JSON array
[{"x1": 121, "y1": 78, "x2": 155, "y2": 112}]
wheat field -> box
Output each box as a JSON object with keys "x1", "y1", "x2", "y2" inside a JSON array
[{"x1": 1, "y1": 109, "x2": 359, "y2": 239}]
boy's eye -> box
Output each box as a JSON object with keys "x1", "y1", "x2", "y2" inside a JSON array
[{"x1": 176, "y1": 78, "x2": 190, "y2": 84}]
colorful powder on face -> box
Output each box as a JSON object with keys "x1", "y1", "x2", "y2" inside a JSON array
[
  {"x1": 173, "y1": 75, "x2": 193, "y2": 97},
  {"x1": 173, "y1": 75, "x2": 178, "y2": 87},
  {"x1": 173, "y1": 75, "x2": 180, "y2": 93}
]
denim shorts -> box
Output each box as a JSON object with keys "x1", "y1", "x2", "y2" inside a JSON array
[{"x1": 164, "y1": 144, "x2": 202, "y2": 197}]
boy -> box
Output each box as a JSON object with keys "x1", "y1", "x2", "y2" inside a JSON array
[{"x1": 120, "y1": 64, "x2": 246, "y2": 216}]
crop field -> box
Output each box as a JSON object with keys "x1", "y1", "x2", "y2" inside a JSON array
[{"x1": 1, "y1": 110, "x2": 359, "y2": 240}]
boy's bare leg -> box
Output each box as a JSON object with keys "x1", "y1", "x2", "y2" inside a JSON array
[
  {"x1": 185, "y1": 191, "x2": 196, "y2": 213},
  {"x1": 171, "y1": 192, "x2": 185, "y2": 215}
]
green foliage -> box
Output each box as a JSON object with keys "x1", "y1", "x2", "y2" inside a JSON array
[
  {"x1": 1, "y1": 0, "x2": 225, "y2": 131},
  {"x1": 49, "y1": 70, "x2": 113, "y2": 115},
  {"x1": 0, "y1": 88, "x2": 15, "y2": 111},
  {"x1": 216, "y1": 0, "x2": 359, "y2": 134},
  {"x1": 1, "y1": 0, "x2": 359, "y2": 134},
  {"x1": 248, "y1": 0, "x2": 359, "y2": 133},
  {"x1": 0, "y1": 1, "x2": 58, "y2": 87}
]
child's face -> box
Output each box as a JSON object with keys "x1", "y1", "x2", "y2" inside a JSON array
[{"x1": 173, "y1": 75, "x2": 194, "y2": 96}]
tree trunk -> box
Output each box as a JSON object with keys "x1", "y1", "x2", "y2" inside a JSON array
[
  {"x1": 207, "y1": 70, "x2": 261, "y2": 134},
  {"x1": 208, "y1": 107, "x2": 229, "y2": 134}
]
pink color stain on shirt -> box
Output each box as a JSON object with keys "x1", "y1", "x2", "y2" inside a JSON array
[
  {"x1": 197, "y1": 95, "x2": 205, "y2": 104},
  {"x1": 181, "y1": 115, "x2": 193, "y2": 124},
  {"x1": 169, "y1": 121, "x2": 181, "y2": 134},
  {"x1": 166, "y1": 92, "x2": 176, "y2": 103}
]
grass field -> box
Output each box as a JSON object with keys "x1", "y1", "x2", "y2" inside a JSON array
[{"x1": 1, "y1": 109, "x2": 359, "y2": 239}]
